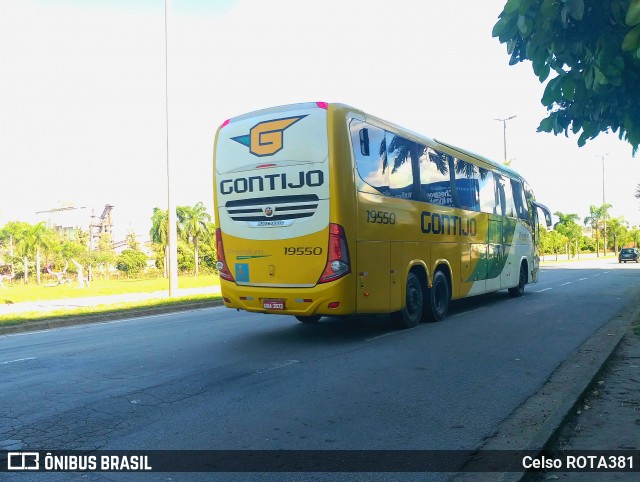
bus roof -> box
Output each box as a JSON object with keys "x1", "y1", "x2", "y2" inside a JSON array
[{"x1": 218, "y1": 101, "x2": 530, "y2": 185}]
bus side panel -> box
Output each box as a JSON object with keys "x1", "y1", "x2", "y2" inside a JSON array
[
  {"x1": 460, "y1": 242, "x2": 487, "y2": 296},
  {"x1": 356, "y1": 241, "x2": 390, "y2": 313}
]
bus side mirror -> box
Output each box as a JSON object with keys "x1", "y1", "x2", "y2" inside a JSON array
[
  {"x1": 532, "y1": 201, "x2": 552, "y2": 228},
  {"x1": 359, "y1": 128, "x2": 370, "y2": 156}
]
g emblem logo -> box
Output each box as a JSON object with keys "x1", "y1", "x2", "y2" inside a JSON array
[
  {"x1": 264, "y1": 207, "x2": 274, "y2": 218},
  {"x1": 231, "y1": 115, "x2": 306, "y2": 157}
]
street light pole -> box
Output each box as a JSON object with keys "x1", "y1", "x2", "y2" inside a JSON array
[
  {"x1": 494, "y1": 116, "x2": 517, "y2": 164},
  {"x1": 165, "y1": 0, "x2": 178, "y2": 297},
  {"x1": 598, "y1": 154, "x2": 609, "y2": 257}
]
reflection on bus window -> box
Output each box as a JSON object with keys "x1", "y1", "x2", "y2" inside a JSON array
[
  {"x1": 420, "y1": 148, "x2": 453, "y2": 207},
  {"x1": 511, "y1": 179, "x2": 530, "y2": 221},
  {"x1": 351, "y1": 120, "x2": 389, "y2": 196},
  {"x1": 387, "y1": 133, "x2": 417, "y2": 200}
]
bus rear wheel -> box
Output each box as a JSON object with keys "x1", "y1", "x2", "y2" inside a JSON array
[
  {"x1": 508, "y1": 263, "x2": 527, "y2": 297},
  {"x1": 393, "y1": 272, "x2": 424, "y2": 329},
  {"x1": 426, "y1": 270, "x2": 449, "y2": 322},
  {"x1": 295, "y1": 315, "x2": 321, "y2": 323}
]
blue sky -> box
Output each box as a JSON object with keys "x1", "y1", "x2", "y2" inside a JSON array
[{"x1": 1, "y1": 0, "x2": 638, "y2": 241}]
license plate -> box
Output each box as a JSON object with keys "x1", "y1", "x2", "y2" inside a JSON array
[{"x1": 263, "y1": 299, "x2": 285, "y2": 310}]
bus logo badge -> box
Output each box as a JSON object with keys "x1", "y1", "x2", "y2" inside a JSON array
[
  {"x1": 231, "y1": 115, "x2": 307, "y2": 157},
  {"x1": 264, "y1": 207, "x2": 274, "y2": 217}
]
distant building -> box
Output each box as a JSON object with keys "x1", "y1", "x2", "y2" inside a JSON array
[
  {"x1": 35, "y1": 203, "x2": 91, "y2": 241},
  {"x1": 36, "y1": 203, "x2": 115, "y2": 249},
  {"x1": 89, "y1": 204, "x2": 114, "y2": 249}
]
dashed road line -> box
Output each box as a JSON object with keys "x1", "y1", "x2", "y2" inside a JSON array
[
  {"x1": 365, "y1": 330, "x2": 406, "y2": 342},
  {"x1": 451, "y1": 307, "x2": 487, "y2": 318},
  {"x1": 535, "y1": 288, "x2": 552, "y2": 293},
  {"x1": 560, "y1": 282, "x2": 572, "y2": 286},
  {"x1": 253, "y1": 360, "x2": 299, "y2": 375},
  {"x1": 1, "y1": 357, "x2": 36, "y2": 365}
]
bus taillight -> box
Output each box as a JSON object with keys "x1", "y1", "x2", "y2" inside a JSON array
[
  {"x1": 318, "y1": 223, "x2": 351, "y2": 284},
  {"x1": 215, "y1": 228, "x2": 234, "y2": 281}
]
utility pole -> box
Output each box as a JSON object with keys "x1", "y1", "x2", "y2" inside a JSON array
[
  {"x1": 165, "y1": 0, "x2": 178, "y2": 297},
  {"x1": 494, "y1": 116, "x2": 517, "y2": 164},
  {"x1": 598, "y1": 154, "x2": 609, "y2": 256}
]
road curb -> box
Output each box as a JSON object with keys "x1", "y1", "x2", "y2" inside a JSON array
[
  {"x1": 0, "y1": 299, "x2": 225, "y2": 336},
  {"x1": 455, "y1": 286, "x2": 640, "y2": 482}
]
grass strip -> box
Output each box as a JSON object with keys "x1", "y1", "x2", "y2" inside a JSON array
[{"x1": 0, "y1": 294, "x2": 222, "y2": 327}]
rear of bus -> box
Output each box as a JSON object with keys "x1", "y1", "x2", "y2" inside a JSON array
[{"x1": 213, "y1": 102, "x2": 355, "y2": 320}]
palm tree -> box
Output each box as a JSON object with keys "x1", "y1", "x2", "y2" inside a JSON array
[
  {"x1": 606, "y1": 216, "x2": 629, "y2": 254},
  {"x1": 554, "y1": 211, "x2": 581, "y2": 258},
  {"x1": 177, "y1": 202, "x2": 212, "y2": 277},
  {"x1": 29, "y1": 222, "x2": 56, "y2": 285},
  {"x1": 584, "y1": 204, "x2": 612, "y2": 257},
  {"x1": 381, "y1": 135, "x2": 489, "y2": 208},
  {"x1": 150, "y1": 208, "x2": 169, "y2": 277}
]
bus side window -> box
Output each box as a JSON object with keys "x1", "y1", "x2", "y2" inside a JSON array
[
  {"x1": 454, "y1": 159, "x2": 480, "y2": 211},
  {"x1": 479, "y1": 171, "x2": 498, "y2": 214},
  {"x1": 510, "y1": 179, "x2": 530, "y2": 221},
  {"x1": 351, "y1": 120, "x2": 389, "y2": 195},
  {"x1": 420, "y1": 147, "x2": 454, "y2": 207},
  {"x1": 495, "y1": 174, "x2": 516, "y2": 217},
  {"x1": 386, "y1": 132, "x2": 418, "y2": 200}
]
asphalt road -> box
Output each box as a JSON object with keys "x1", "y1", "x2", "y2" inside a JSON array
[{"x1": 2, "y1": 258, "x2": 639, "y2": 481}]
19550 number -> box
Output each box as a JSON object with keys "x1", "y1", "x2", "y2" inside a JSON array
[
  {"x1": 366, "y1": 210, "x2": 396, "y2": 224},
  {"x1": 284, "y1": 247, "x2": 323, "y2": 256}
]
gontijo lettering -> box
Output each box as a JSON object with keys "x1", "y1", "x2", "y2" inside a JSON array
[
  {"x1": 219, "y1": 170, "x2": 324, "y2": 195},
  {"x1": 421, "y1": 211, "x2": 477, "y2": 236}
]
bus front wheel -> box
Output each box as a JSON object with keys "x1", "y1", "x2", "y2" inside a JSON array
[
  {"x1": 393, "y1": 272, "x2": 424, "y2": 329},
  {"x1": 508, "y1": 263, "x2": 527, "y2": 297},
  {"x1": 426, "y1": 270, "x2": 449, "y2": 322}
]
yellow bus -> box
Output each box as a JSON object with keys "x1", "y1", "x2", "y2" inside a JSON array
[{"x1": 213, "y1": 102, "x2": 552, "y2": 328}]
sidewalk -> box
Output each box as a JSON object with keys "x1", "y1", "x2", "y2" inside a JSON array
[{"x1": 533, "y1": 327, "x2": 640, "y2": 481}]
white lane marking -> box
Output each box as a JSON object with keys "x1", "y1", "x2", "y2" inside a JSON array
[
  {"x1": 254, "y1": 360, "x2": 299, "y2": 375},
  {"x1": 561, "y1": 282, "x2": 572, "y2": 286},
  {"x1": 579, "y1": 278, "x2": 588, "y2": 281},
  {"x1": 592, "y1": 274, "x2": 601, "y2": 277},
  {"x1": 1, "y1": 357, "x2": 36, "y2": 365},
  {"x1": 451, "y1": 307, "x2": 487, "y2": 318},
  {"x1": 365, "y1": 331, "x2": 405, "y2": 342},
  {"x1": 535, "y1": 288, "x2": 552, "y2": 292}
]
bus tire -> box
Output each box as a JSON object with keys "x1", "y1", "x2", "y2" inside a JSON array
[
  {"x1": 508, "y1": 263, "x2": 527, "y2": 297},
  {"x1": 426, "y1": 270, "x2": 449, "y2": 322},
  {"x1": 295, "y1": 315, "x2": 321, "y2": 323},
  {"x1": 393, "y1": 272, "x2": 423, "y2": 329}
]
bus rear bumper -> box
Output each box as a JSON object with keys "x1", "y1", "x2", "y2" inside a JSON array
[{"x1": 219, "y1": 279, "x2": 355, "y2": 316}]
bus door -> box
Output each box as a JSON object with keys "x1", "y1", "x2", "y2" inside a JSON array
[
  {"x1": 486, "y1": 216, "x2": 503, "y2": 292},
  {"x1": 530, "y1": 201, "x2": 553, "y2": 283},
  {"x1": 531, "y1": 208, "x2": 540, "y2": 282},
  {"x1": 496, "y1": 174, "x2": 517, "y2": 288}
]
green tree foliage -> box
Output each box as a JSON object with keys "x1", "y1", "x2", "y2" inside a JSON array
[
  {"x1": 554, "y1": 211, "x2": 582, "y2": 256},
  {"x1": 116, "y1": 249, "x2": 148, "y2": 278},
  {"x1": 540, "y1": 228, "x2": 568, "y2": 259},
  {"x1": 177, "y1": 202, "x2": 212, "y2": 277},
  {"x1": 150, "y1": 203, "x2": 215, "y2": 277},
  {"x1": 630, "y1": 226, "x2": 640, "y2": 247},
  {"x1": 493, "y1": 0, "x2": 640, "y2": 153},
  {"x1": 584, "y1": 203, "x2": 612, "y2": 255},
  {"x1": 607, "y1": 216, "x2": 630, "y2": 251},
  {"x1": 150, "y1": 208, "x2": 169, "y2": 277}
]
